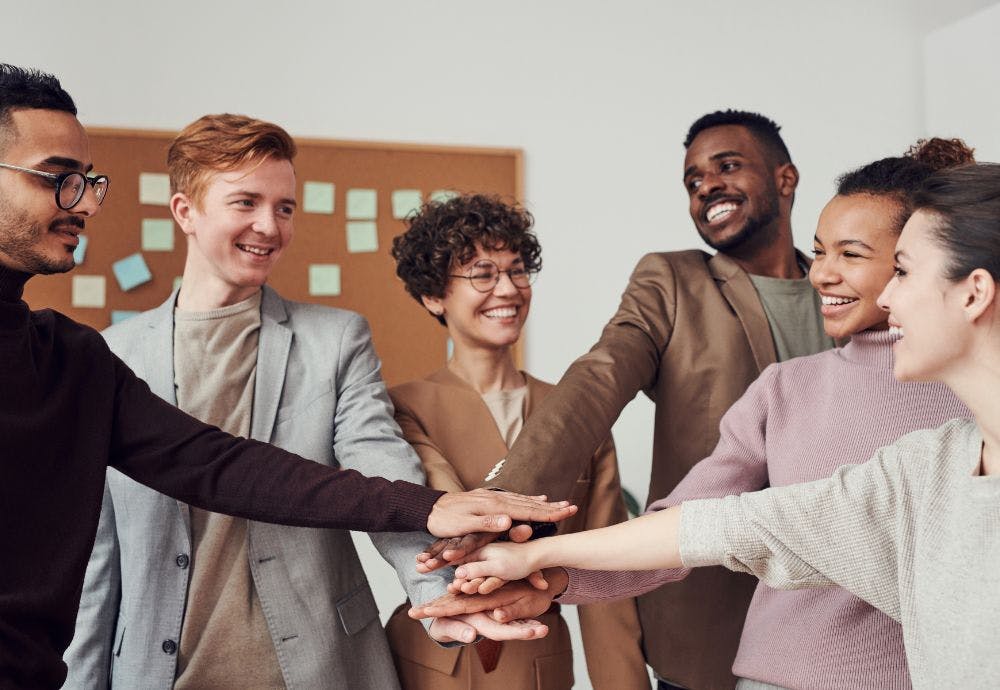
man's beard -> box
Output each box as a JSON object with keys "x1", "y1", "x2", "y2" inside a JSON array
[
  {"x1": 0, "y1": 199, "x2": 79, "y2": 275},
  {"x1": 698, "y1": 193, "x2": 780, "y2": 257}
]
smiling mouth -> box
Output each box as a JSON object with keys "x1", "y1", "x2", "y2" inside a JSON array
[
  {"x1": 704, "y1": 200, "x2": 741, "y2": 224},
  {"x1": 888, "y1": 325, "x2": 904, "y2": 338},
  {"x1": 236, "y1": 243, "x2": 274, "y2": 256},
  {"x1": 821, "y1": 295, "x2": 858, "y2": 306},
  {"x1": 482, "y1": 306, "x2": 517, "y2": 319}
]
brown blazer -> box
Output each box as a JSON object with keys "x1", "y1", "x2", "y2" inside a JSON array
[
  {"x1": 484, "y1": 250, "x2": 823, "y2": 690},
  {"x1": 385, "y1": 368, "x2": 649, "y2": 690}
]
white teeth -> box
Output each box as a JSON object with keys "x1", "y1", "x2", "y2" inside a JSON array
[
  {"x1": 706, "y1": 202, "x2": 738, "y2": 222},
  {"x1": 483, "y1": 307, "x2": 516, "y2": 319},
  {"x1": 888, "y1": 326, "x2": 904, "y2": 338},
  {"x1": 237, "y1": 244, "x2": 272, "y2": 256},
  {"x1": 821, "y1": 295, "x2": 857, "y2": 306}
]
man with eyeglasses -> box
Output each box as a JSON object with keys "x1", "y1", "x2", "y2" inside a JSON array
[{"x1": 0, "y1": 63, "x2": 573, "y2": 690}]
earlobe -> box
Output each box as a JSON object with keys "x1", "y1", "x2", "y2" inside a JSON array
[
  {"x1": 777, "y1": 163, "x2": 800, "y2": 197},
  {"x1": 421, "y1": 294, "x2": 444, "y2": 317}
]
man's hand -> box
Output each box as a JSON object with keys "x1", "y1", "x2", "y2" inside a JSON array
[
  {"x1": 427, "y1": 611, "x2": 549, "y2": 643},
  {"x1": 412, "y1": 570, "x2": 569, "y2": 623},
  {"x1": 417, "y1": 523, "x2": 534, "y2": 573},
  {"x1": 425, "y1": 489, "x2": 576, "y2": 538}
]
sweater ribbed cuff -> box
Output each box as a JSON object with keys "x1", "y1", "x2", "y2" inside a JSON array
[
  {"x1": 678, "y1": 499, "x2": 732, "y2": 568},
  {"x1": 388, "y1": 480, "x2": 446, "y2": 531}
]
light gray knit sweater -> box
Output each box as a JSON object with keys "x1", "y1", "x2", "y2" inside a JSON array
[{"x1": 681, "y1": 417, "x2": 1000, "y2": 690}]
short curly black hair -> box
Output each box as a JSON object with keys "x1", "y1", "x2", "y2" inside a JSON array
[
  {"x1": 391, "y1": 193, "x2": 541, "y2": 325},
  {"x1": 684, "y1": 109, "x2": 791, "y2": 165}
]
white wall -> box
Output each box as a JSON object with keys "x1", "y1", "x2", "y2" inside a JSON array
[
  {"x1": 8, "y1": 1, "x2": 981, "y2": 686},
  {"x1": 924, "y1": 3, "x2": 1000, "y2": 161}
]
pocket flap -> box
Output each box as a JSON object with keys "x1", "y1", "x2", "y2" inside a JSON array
[{"x1": 336, "y1": 585, "x2": 380, "y2": 636}]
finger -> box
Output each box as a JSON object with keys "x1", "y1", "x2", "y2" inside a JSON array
[
  {"x1": 478, "y1": 514, "x2": 513, "y2": 533},
  {"x1": 526, "y1": 570, "x2": 549, "y2": 591},
  {"x1": 464, "y1": 615, "x2": 548, "y2": 641},
  {"x1": 507, "y1": 524, "x2": 534, "y2": 543},
  {"x1": 459, "y1": 577, "x2": 487, "y2": 594},
  {"x1": 441, "y1": 532, "x2": 497, "y2": 562},
  {"x1": 455, "y1": 562, "x2": 494, "y2": 581},
  {"x1": 478, "y1": 576, "x2": 508, "y2": 595},
  {"x1": 507, "y1": 503, "x2": 577, "y2": 524},
  {"x1": 428, "y1": 617, "x2": 476, "y2": 644}
]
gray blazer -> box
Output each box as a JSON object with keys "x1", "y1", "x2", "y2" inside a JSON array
[{"x1": 63, "y1": 286, "x2": 447, "y2": 689}]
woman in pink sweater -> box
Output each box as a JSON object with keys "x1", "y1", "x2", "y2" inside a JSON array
[{"x1": 418, "y1": 139, "x2": 974, "y2": 690}]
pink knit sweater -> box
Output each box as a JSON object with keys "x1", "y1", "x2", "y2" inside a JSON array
[{"x1": 561, "y1": 330, "x2": 969, "y2": 690}]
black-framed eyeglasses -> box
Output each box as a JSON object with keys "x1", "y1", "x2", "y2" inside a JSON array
[
  {"x1": 449, "y1": 259, "x2": 537, "y2": 292},
  {"x1": 0, "y1": 162, "x2": 110, "y2": 210}
]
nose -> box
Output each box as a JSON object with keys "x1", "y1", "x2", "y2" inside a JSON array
[
  {"x1": 71, "y1": 183, "x2": 102, "y2": 218},
  {"x1": 697, "y1": 171, "x2": 725, "y2": 199},
  {"x1": 252, "y1": 209, "x2": 279, "y2": 236},
  {"x1": 876, "y1": 276, "x2": 896, "y2": 312},
  {"x1": 493, "y1": 270, "x2": 519, "y2": 296},
  {"x1": 808, "y1": 255, "x2": 838, "y2": 288}
]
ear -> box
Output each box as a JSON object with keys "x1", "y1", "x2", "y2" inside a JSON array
[
  {"x1": 170, "y1": 192, "x2": 197, "y2": 236},
  {"x1": 421, "y1": 294, "x2": 445, "y2": 317},
  {"x1": 962, "y1": 268, "x2": 997, "y2": 323},
  {"x1": 775, "y1": 162, "x2": 800, "y2": 198}
]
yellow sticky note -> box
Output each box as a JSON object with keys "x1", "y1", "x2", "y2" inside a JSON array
[
  {"x1": 391, "y1": 189, "x2": 422, "y2": 219},
  {"x1": 430, "y1": 189, "x2": 458, "y2": 204},
  {"x1": 72, "y1": 275, "x2": 106, "y2": 308},
  {"x1": 141, "y1": 219, "x2": 175, "y2": 251},
  {"x1": 139, "y1": 173, "x2": 171, "y2": 206},
  {"x1": 309, "y1": 264, "x2": 341, "y2": 296},
  {"x1": 303, "y1": 181, "x2": 335, "y2": 214},
  {"x1": 346, "y1": 221, "x2": 379, "y2": 253},
  {"x1": 346, "y1": 188, "x2": 377, "y2": 219}
]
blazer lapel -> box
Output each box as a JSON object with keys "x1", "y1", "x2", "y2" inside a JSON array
[
  {"x1": 142, "y1": 289, "x2": 192, "y2": 534},
  {"x1": 426, "y1": 367, "x2": 510, "y2": 459},
  {"x1": 709, "y1": 252, "x2": 777, "y2": 373},
  {"x1": 251, "y1": 286, "x2": 292, "y2": 443}
]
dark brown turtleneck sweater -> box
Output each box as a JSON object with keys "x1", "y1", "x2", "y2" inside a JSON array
[{"x1": 0, "y1": 265, "x2": 443, "y2": 689}]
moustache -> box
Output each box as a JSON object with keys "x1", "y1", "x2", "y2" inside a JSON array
[
  {"x1": 49, "y1": 216, "x2": 85, "y2": 232},
  {"x1": 700, "y1": 191, "x2": 745, "y2": 209}
]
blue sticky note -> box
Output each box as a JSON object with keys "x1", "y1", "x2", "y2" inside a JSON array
[
  {"x1": 73, "y1": 234, "x2": 88, "y2": 265},
  {"x1": 112, "y1": 253, "x2": 153, "y2": 291},
  {"x1": 111, "y1": 310, "x2": 141, "y2": 324}
]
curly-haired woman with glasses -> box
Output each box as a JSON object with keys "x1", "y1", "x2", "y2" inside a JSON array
[{"x1": 385, "y1": 193, "x2": 650, "y2": 690}]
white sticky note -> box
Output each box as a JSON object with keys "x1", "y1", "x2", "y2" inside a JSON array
[
  {"x1": 346, "y1": 188, "x2": 377, "y2": 219},
  {"x1": 139, "y1": 173, "x2": 171, "y2": 206},
  {"x1": 72, "y1": 275, "x2": 106, "y2": 308},
  {"x1": 391, "y1": 189, "x2": 422, "y2": 219},
  {"x1": 430, "y1": 189, "x2": 459, "y2": 204},
  {"x1": 141, "y1": 218, "x2": 175, "y2": 251},
  {"x1": 303, "y1": 181, "x2": 335, "y2": 214},
  {"x1": 309, "y1": 264, "x2": 341, "y2": 296},
  {"x1": 73, "y1": 234, "x2": 88, "y2": 265},
  {"x1": 346, "y1": 221, "x2": 378, "y2": 253}
]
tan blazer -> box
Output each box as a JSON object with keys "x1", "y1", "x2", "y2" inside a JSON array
[
  {"x1": 483, "y1": 250, "x2": 823, "y2": 690},
  {"x1": 385, "y1": 368, "x2": 649, "y2": 690}
]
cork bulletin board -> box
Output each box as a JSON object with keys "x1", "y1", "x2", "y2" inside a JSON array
[{"x1": 22, "y1": 128, "x2": 523, "y2": 386}]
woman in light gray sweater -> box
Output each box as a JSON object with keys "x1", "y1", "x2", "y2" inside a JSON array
[{"x1": 428, "y1": 163, "x2": 1000, "y2": 690}]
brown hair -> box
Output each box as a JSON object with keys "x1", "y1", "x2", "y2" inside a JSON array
[{"x1": 167, "y1": 113, "x2": 296, "y2": 207}]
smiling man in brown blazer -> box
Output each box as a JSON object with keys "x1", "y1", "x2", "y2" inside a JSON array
[{"x1": 418, "y1": 110, "x2": 834, "y2": 690}]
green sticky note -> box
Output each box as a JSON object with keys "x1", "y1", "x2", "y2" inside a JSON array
[
  {"x1": 72, "y1": 275, "x2": 106, "y2": 308},
  {"x1": 173, "y1": 276, "x2": 183, "y2": 292},
  {"x1": 346, "y1": 221, "x2": 379, "y2": 253},
  {"x1": 111, "y1": 310, "x2": 141, "y2": 325},
  {"x1": 303, "y1": 181, "x2": 335, "y2": 214},
  {"x1": 391, "y1": 189, "x2": 422, "y2": 219},
  {"x1": 430, "y1": 189, "x2": 458, "y2": 204},
  {"x1": 141, "y1": 218, "x2": 175, "y2": 251},
  {"x1": 139, "y1": 172, "x2": 171, "y2": 205},
  {"x1": 309, "y1": 264, "x2": 341, "y2": 296},
  {"x1": 346, "y1": 188, "x2": 377, "y2": 219}
]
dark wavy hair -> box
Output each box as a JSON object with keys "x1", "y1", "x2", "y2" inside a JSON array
[
  {"x1": 836, "y1": 138, "x2": 975, "y2": 233},
  {"x1": 391, "y1": 193, "x2": 541, "y2": 325},
  {"x1": 684, "y1": 109, "x2": 791, "y2": 165}
]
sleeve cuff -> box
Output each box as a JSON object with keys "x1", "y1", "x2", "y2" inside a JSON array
[{"x1": 678, "y1": 498, "x2": 732, "y2": 568}]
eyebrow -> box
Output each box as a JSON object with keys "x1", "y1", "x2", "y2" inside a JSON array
[
  {"x1": 39, "y1": 156, "x2": 93, "y2": 174},
  {"x1": 683, "y1": 150, "x2": 745, "y2": 179},
  {"x1": 226, "y1": 190, "x2": 297, "y2": 207}
]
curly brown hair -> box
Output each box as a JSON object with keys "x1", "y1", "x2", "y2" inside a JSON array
[{"x1": 391, "y1": 193, "x2": 541, "y2": 325}]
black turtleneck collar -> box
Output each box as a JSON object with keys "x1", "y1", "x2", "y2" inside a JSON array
[{"x1": 0, "y1": 263, "x2": 32, "y2": 303}]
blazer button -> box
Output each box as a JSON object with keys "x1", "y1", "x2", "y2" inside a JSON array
[
  {"x1": 175, "y1": 553, "x2": 190, "y2": 568},
  {"x1": 162, "y1": 639, "x2": 177, "y2": 655}
]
